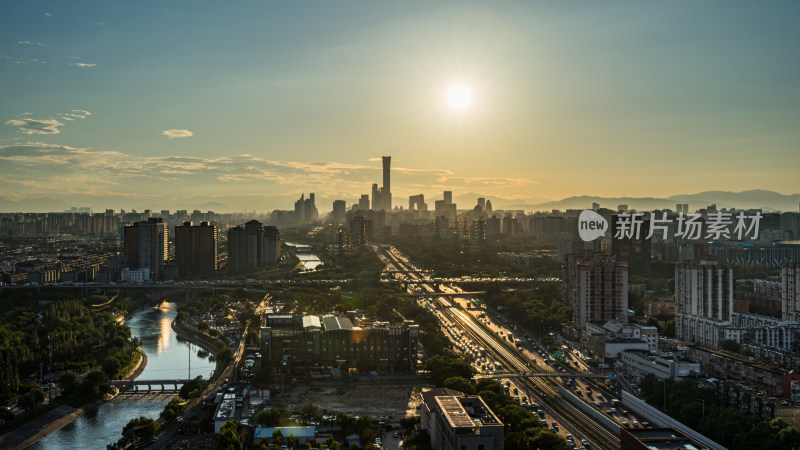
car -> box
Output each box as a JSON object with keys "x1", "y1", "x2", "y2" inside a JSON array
[
  {"x1": 594, "y1": 401, "x2": 601, "y2": 406},
  {"x1": 393, "y1": 432, "x2": 399, "y2": 438},
  {"x1": 610, "y1": 407, "x2": 616, "y2": 413},
  {"x1": 582, "y1": 440, "x2": 590, "y2": 446}
]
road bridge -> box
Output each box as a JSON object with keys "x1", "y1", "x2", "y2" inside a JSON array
[
  {"x1": 475, "y1": 372, "x2": 612, "y2": 380},
  {"x1": 109, "y1": 379, "x2": 191, "y2": 392}
]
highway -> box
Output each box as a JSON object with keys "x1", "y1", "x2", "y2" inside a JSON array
[{"x1": 380, "y1": 246, "x2": 621, "y2": 450}]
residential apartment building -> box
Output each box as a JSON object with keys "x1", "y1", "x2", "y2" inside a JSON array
[
  {"x1": 783, "y1": 262, "x2": 800, "y2": 321},
  {"x1": 619, "y1": 350, "x2": 700, "y2": 381},
  {"x1": 227, "y1": 220, "x2": 281, "y2": 271},
  {"x1": 674, "y1": 258, "x2": 733, "y2": 345},
  {"x1": 123, "y1": 217, "x2": 168, "y2": 280},
  {"x1": 564, "y1": 251, "x2": 628, "y2": 330},
  {"x1": 174, "y1": 221, "x2": 218, "y2": 278}
]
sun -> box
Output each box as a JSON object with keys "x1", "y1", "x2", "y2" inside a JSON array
[{"x1": 447, "y1": 84, "x2": 472, "y2": 109}]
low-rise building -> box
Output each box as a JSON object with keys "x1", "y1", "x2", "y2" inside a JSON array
[
  {"x1": 260, "y1": 314, "x2": 419, "y2": 373},
  {"x1": 714, "y1": 379, "x2": 800, "y2": 429},
  {"x1": 620, "y1": 427, "x2": 707, "y2": 450},
  {"x1": 214, "y1": 393, "x2": 237, "y2": 434},
  {"x1": 685, "y1": 345, "x2": 800, "y2": 399},
  {"x1": 418, "y1": 388, "x2": 504, "y2": 450},
  {"x1": 619, "y1": 350, "x2": 700, "y2": 381}
]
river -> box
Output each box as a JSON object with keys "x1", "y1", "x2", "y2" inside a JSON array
[
  {"x1": 31, "y1": 303, "x2": 215, "y2": 449},
  {"x1": 286, "y1": 242, "x2": 322, "y2": 270}
]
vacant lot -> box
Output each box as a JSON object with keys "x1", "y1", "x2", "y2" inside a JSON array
[{"x1": 276, "y1": 381, "x2": 429, "y2": 420}]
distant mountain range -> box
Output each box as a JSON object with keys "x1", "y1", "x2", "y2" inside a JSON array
[{"x1": 457, "y1": 190, "x2": 800, "y2": 213}]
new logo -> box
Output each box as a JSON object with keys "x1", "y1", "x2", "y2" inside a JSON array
[{"x1": 578, "y1": 210, "x2": 608, "y2": 241}]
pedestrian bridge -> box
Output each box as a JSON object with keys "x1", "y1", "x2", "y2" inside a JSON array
[{"x1": 109, "y1": 379, "x2": 191, "y2": 392}]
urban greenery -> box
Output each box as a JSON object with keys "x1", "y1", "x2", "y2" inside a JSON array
[{"x1": 640, "y1": 374, "x2": 800, "y2": 450}]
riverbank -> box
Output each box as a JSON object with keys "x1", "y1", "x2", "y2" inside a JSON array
[{"x1": 0, "y1": 318, "x2": 151, "y2": 449}]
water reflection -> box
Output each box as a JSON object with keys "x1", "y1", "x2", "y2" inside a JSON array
[{"x1": 32, "y1": 303, "x2": 215, "y2": 449}]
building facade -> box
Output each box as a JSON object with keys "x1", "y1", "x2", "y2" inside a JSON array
[
  {"x1": 674, "y1": 258, "x2": 734, "y2": 345},
  {"x1": 260, "y1": 314, "x2": 419, "y2": 372},
  {"x1": 783, "y1": 262, "x2": 800, "y2": 321},
  {"x1": 123, "y1": 217, "x2": 168, "y2": 280},
  {"x1": 564, "y1": 250, "x2": 629, "y2": 330},
  {"x1": 174, "y1": 221, "x2": 218, "y2": 278},
  {"x1": 419, "y1": 389, "x2": 504, "y2": 450},
  {"x1": 227, "y1": 220, "x2": 281, "y2": 271}
]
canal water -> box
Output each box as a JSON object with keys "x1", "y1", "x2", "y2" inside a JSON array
[
  {"x1": 286, "y1": 242, "x2": 322, "y2": 270},
  {"x1": 31, "y1": 302, "x2": 215, "y2": 449}
]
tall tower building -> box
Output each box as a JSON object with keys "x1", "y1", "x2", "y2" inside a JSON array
[
  {"x1": 564, "y1": 250, "x2": 628, "y2": 330},
  {"x1": 332, "y1": 200, "x2": 346, "y2": 225},
  {"x1": 175, "y1": 221, "x2": 218, "y2": 279},
  {"x1": 382, "y1": 155, "x2": 391, "y2": 211},
  {"x1": 124, "y1": 217, "x2": 168, "y2": 280}
]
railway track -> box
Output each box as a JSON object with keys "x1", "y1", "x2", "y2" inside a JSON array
[{"x1": 381, "y1": 247, "x2": 621, "y2": 450}]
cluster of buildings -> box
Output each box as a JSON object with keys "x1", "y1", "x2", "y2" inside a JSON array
[{"x1": 122, "y1": 218, "x2": 282, "y2": 282}]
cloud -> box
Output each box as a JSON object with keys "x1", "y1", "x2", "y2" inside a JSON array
[
  {"x1": 18, "y1": 40, "x2": 48, "y2": 47},
  {"x1": 5, "y1": 118, "x2": 64, "y2": 135},
  {"x1": 72, "y1": 62, "x2": 96, "y2": 68},
  {"x1": 58, "y1": 109, "x2": 92, "y2": 120},
  {"x1": 6, "y1": 110, "x2": 90, "y2": 135},
  {"x1": 45, "y1": 12, "x2": 53, "y2": 16},
  {"x1": 162, "y1": 129, "x2": 194, "y2": 139}
]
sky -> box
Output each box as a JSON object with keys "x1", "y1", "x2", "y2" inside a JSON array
[{"x1": 1, "y1": 1, "x2": 799, "y2": 212}]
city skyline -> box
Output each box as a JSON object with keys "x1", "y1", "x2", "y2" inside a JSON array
[{"x1": 2, "y1": 2, "x2": 799, "y2": 212}]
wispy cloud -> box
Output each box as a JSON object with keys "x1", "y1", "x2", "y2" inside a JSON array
[
  {"x1": 0, "y1": 56, "x2": 46, "y2": 65},
  {"x1": 45, "y1": 12, "x2": 53, "y2": 17},
  {"x1": 72, "y1": 62, "x2": 96, "y2": 68},
  {"x1": 6, "y1": 110, "x2": 91, "y2": 135},
  {"x1": 18, "y1": 40, "x2": 49, "y2": 47},
  {"x1": 162, "y1": 129, "x2": 194, "y2": 139},
  {"x1": 5, "y1": 118, "x2": 64, "y2": 135}
]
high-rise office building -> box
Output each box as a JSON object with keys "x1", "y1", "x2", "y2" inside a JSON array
[
  {"x1": 227, "y1": 220, "x2": 281, "y2": 271},
  {"x1": 124, "y1": 217, "x2": 168, "y2": 280},
  {"x1": 382, "y1": 155, "x2": 391, "y2": 211},
  {"x1": 564, "y1": 250, "x2": 629, "y2": 330},
  {"x1": 175, "y1": 221, "x2": 218, "y2": 278},
  {"x1": 358, "y1": 195, "x2": 370, "y2": 211},
  {"x1": 370, "y1": 156, "x2": 392, "y2": 212},
  {"x1": 611, "y1": 214, "x2": 651, "y2": 271},
  {"x1": 332, "y1": 200, "x2": 346, "y2": 225},
  {"x1": 293, "y1": 193, "x2": 318, "y2": 224},
  {"x1": 782, "y1": 262, "x2": 800, "y2": 321}
]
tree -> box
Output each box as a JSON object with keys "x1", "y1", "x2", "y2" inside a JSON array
[
  {"x1": 286, "y1": 434, "x2": 295, "y2": 448},
  {"x1": 218, "y1": 420, "x2": 242, "y2": 450},
  {"x1": 272, "y1": 428, "x2": 283, "y2": 446},
  {"x1": 442, "y1": 376, "x2": 474, "y2": 394},
  {"x1": 256, "y1": 407, "x2": 287, "y2": 426},
  {"x1": 119, "y1": 416, "x2": 160, "y2": 447},
  {"x1": 20, "y1": 386, "x2": 45, "y2": 410},
  {"x1": 179, "y1": 376, "x2": 208, "y2": 400},
  {"x1": 102, "y1": 356, "x2": 121, "y2": 378},
  {"x1": 296, "y1": 403, "x2": 322, "y2": 425},
  {"x1": 217, "y1": 347, "x2": 234, "y2": 368},
  {"x1": 400, "y1": 415, "x2": 420, "y2": 433},
  {"x1": 58, "y1": 371, "x2": 79, "y2": 395},
  {"x1": 663, "y1": 319, "x2": 675, "y2": 338}
]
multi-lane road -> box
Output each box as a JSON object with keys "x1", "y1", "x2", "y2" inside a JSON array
[{"x1": 379, "y1": 245, "x2": 622, "y2": 450}]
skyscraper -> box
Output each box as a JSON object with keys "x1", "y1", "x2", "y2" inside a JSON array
[
  {"x1": 332, "y1": 200, "x2": 346, "y2": 225},
  {"x1": 382, "y1": 155, "x2": 391, "y2": 211},
  {"x1": 370, "y1": 156, "x2": 392, "y2": 212},
  {"x1": 124, "y1": 217, "x2": 168, "y2": 280},
  {"x1": 175, "y1": 221, "x2": 218, "y2": 278}
]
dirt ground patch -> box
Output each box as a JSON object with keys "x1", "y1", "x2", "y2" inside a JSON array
[{"x1": 276, "y1": 381, "x2": 430, "y2": 422}]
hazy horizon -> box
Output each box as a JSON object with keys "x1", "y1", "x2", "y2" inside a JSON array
[{"x1": 2, "y1": 2, "x2": 799, "y2": 212}]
